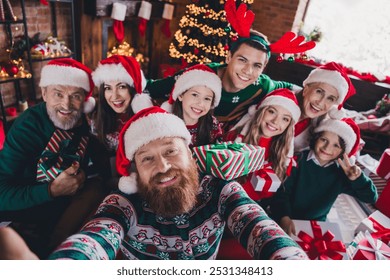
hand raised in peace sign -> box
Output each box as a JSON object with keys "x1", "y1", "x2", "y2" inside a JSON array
[{"x1": 337, "y1": 153, "x2": 361, "y2": 181}]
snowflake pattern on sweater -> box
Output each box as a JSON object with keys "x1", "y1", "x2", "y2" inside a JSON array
[{"x1": 49, "y1": 175, "x2": 308, "y2": 260}]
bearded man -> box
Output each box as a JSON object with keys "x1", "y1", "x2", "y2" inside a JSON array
[
  {"x1": 0, "y1": 58, "x2": 109, "y2": 258},
  {"x1": 48, "y1": 106, "x2": 307, "y2": 260}
]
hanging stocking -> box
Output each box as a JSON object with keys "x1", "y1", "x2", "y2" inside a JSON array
[
  {"x1": 138, "y1": 1, "x2": 152, "y2": 37},
  {"x1": 161, "y1": 2, "x2": 174, "y2": 38},
  {"x1": 111, "y1": 2, "x2": 127, "y2": 43}
]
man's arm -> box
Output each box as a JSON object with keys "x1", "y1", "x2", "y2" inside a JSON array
[
  {"x1": 218, "y1": 180, "x2": 307, "y2": 260},
  {"x1": 0, "y1": 112, "x2": 53, "y2": 211},
  {"x1": 48, "y1": 191, "x2": 131, "y2": 260}
]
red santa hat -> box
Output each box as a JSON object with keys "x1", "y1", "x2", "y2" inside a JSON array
[
  {"x1": 314, "y1": 117, "x2": 360, "y2": 157},
  {"x1": 303, "y1": 62, "x2": 356, "y2": 110},
  {"x1": 116, "y1": 106, "x2": 192, "y2": 194},
  {"x1": 161, "y1": 64, "x2": 222, "y2": 112},
  {"x1": 231, "y1": 88, "x2": 301, "y2": 163},
  {"x1": 92, "y1": 55, "x2": 153, "y2": 113},
  {"x1": 39, "y1": 58, "x2": 95, "y2": 113}
]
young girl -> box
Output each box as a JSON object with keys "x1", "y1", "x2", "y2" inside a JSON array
[
  {"x1": 92, "y1": 55, "x2": 153, "y2": 151},
  {"x1": 268, "y1": 117, "x2": 378, "y2": 236},
  {"x1": 161, "y1": 64, "x2": 223, "y2": 147},
  {"x1": 225, "y1": 88, "x2": 301, "y2": 200},
  {"x1": 217, "y1": 89, "x2": 301, "y2": 260}
]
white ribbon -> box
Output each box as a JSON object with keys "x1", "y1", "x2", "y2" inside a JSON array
[{"x1": 357, "y1": 232, "x2": 390, "y2": 260}]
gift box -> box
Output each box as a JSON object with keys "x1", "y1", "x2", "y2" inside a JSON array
[
  {"x1": 355, "y1": 210, "x2": 390, "y2": 245},
  {"x1": 376, "y1": 148, "x2": 390, "y2": 180},
  {"x1": 292, "y1": 220, "x2": 347, "y2": 260},
  {"x1": 376, "y1": 181, "x2": 390, "y2": 218},
  {"x1": 348, "y1": 231, "x2": 390, "y2": 260},
  {"x1": 356, "y1": 154, "x2": 388, "y2": 189},
  {"x1": 249, "y1": 165, "x2": 281, "y2": 198},
  {"x1": 192, "y1": 142, "x2": 265, "y2": 180},
  {"x1": 36, "y1": 129, "x2": 88, "y2": 182}
]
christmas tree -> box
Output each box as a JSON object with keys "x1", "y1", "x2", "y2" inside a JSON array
[{"x1": 169, "y1": 0, "x2": 254, "y2": 65}]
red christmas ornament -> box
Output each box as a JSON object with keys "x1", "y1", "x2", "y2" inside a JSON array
[
  {"x1": 205, "y1": 11, "x2": 210, "y2": 17},
  {"x1": 276, "y1": 56, "x2": 284, "y2": 63},
  {"x1": 231, "y1": 36, "x2": 238, "y2": 42},
  {"x1": 194, "y1": 48, "x2": 199, "y2": 55},
  {"x1": 5, "y1": 63, "x2": 18, "y2": 76},
  {"x1": 224, "y1": 44, "x2": 229, "y2": 50}
]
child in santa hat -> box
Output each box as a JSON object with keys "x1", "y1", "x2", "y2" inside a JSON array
[
  {"x1": 268, "y1": 115, "x2": 378, "y2": 236},
  {"x1": 218, "y1": 88, "x2": 301, "y2": 260},
  {"x1": 294, "y1": 61, "x2": 356, "y2": 152},
  {"x1": 225, "y1": 88, "x2": 301, "y2": 200},
  {"x1": 161, "y1": 64, "x2": 223, "y2": 147},
  {"x1": 92, "y1": 55, "x2": 153, "y2": 152}
]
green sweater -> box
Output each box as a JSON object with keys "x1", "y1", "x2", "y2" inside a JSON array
[
  {"x1": 0, "y1": 102, "x2": 94, "y2": 211},
  {"x1": 146, "y1": 63, "x2": 293, "y2": 125},
  {"x1": 49, "y1": 175, "x2": 308, "y2": 260},
  {"x1": 269, "y1": 151, "x2": 378, "y2": 222}
]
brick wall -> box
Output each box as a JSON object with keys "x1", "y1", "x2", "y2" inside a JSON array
[{"x1": 1, "y1": 0, "x2": 72, "y2": 107}]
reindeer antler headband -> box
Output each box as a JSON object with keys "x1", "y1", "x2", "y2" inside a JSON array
[{"x1": 225, "y1": 0, "x2": 316, "y2": 57}]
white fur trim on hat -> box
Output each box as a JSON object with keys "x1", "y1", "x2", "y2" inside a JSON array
[
  {"x1": 83, "y1": 96, "x2": 96, "y2": 114},
  {"x1": 111, "y1": 3, "x2": 127, "y2": 21},
  {"x1": 259, "y1": 95, "x2": 301, "y2": 123},
  {"x1": 303, "y1": 68, "x2": 348, "y2": 105},
  {"x1": 39, "y1": 64, "x2": 91, "y2": 92},
  {"x1": 118, "y1": 172, "x2": 138, "y2": 194},
  {"x1": 171, "y1": 69, "x2": 222, "y2": 108},
  {"x1": 327, "y1": 105, "x2": 345, "y2": 120},
  {"x1": 124, "y1": 112, "x2": 191, "y2": 161},
  {"x1": 92, "y1": 63, "x2": 146, "y2": 89},
  {"x1": 131, "y1": 93, "x2": 153, "y2": 113},
  {"x1": 160, "y1": 100, "x2": 173, "y2": 113},
  {"x1": 314, "y1": 119, "x2": 356, "y2": 154}
]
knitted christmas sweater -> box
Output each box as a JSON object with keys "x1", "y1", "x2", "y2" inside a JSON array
[
  {"x1": 49, "y1": 175, "x2": 308, "y2": 260},
  {"x1": 146, "y1": 63, "x2": 293, "y2": 127},
  {"x1": 269, "y1": 150, "x2": 378, "y2": 222},
  {"x1": 186, "y1": 116, "x2": 223, "y2": 148},
  {"x1": 0, "y1": 102, "x2": 99, "y2": 211}
]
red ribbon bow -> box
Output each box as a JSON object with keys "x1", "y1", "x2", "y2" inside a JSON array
[
  {"x1": 369, "y1": 217, "x2": 390, "y2": 245},
  {"x1": 297, "y1": 221, "x2": 346, "y2": 260}
]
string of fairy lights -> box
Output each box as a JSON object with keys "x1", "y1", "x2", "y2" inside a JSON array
[{"x1": 169, "y1": 0, "x2": 253, "y2": 64}]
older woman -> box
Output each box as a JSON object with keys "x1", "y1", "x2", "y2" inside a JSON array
[{"x1": 294, "y1": 62, "x2": 355, "y2": 152}]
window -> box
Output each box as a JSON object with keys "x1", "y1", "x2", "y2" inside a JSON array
[{"x1": 301, "y1": 0, "x2": 390, "y2": 77}]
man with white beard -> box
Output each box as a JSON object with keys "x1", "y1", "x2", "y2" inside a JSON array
[{"x1": 0, "y1": 58, "x2": 108, "y2": 258}]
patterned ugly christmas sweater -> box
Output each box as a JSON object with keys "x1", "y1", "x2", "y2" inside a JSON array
[
  {"x1": 0, "y1": 102, "x2": 109, "y2": 212},
  {"x1": 49, "y1": 175, "x2": 308, "y2": 260},
  {"x1": 146, "y1": 63, "x2": 294, "y2": 129},
  {"x1": 186, "y1": 116, "x2": 223, "y2": 148}
]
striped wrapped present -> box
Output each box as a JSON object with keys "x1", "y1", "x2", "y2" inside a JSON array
[
  {"x1": 36, "y1": 129, "x2": 89, "y2": 182},
  {"x1": 192, "y1": 141, "x2": 265, "y2": 180}
]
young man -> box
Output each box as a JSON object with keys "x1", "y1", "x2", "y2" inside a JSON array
[
  {"x1": 0, "y1": 58, "x2": 109, "y2": 258},
  {"x1": 49, "y1": 106, "x2": 308, "y2": 260},
  {"x1": 146, "y1": 30, "x2": 297, "y2": 130}
]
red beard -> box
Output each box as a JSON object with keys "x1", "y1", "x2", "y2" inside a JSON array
[{"x1": 137, "y1": 160, "x2": 199, "y2": 218}]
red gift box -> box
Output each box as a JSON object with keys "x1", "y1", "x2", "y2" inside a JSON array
[
  {"x1": 375, "y1": 181, "x2": 390, "y2": 218},
  {"x1": 377, "y1": 148, "x2": 390, "y2": 180},
  {"x1": 351, "y1": 231, "x2": 390, "y2": 260},
  {"x1": 293, "y1": 220, "x2": 346, "y2": 260},
  {"x1": 356, "y1": 154, "x2": 388, "y2": 189}
]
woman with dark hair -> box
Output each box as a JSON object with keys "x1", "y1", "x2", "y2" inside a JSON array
[{"x1": 91, "y1": 55, "x2": 153, "y2": 180}]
